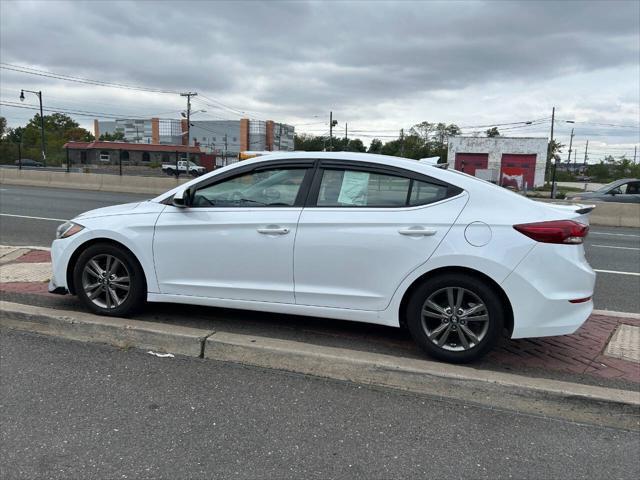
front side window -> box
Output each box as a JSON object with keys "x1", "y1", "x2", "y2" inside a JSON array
[
  {"x1": 316, "y1": 169, "x2": 450, "y2": 207},
  {"x1": 623, "y1": 182, "x2": 639, "y2": 194},
  {"x1": 192, "y1": 168, "x2": 307, "y2": 207}
]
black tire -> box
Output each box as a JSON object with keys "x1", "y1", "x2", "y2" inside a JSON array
[
  {"x1": 405, "y1": 273, "x2": 504, "y2": 363},
  {"x1": 73, "y1": 243, "x2": 146, "y2": 317},
  {"x1": 165, "y1": 168, "x2": 174, "y2": 176}
]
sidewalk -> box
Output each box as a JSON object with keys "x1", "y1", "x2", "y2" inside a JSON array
[{"x1": 2, "y1": 245, "x2": 639, "y2": 389}]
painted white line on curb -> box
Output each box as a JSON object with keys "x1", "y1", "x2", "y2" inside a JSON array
[
  {"x1": 0, "y1": 213, "x2": 67, "y2": 222},
  {"x1": 0, "y1": 244, "x2": 51, "y2": 252},
  {"x1": 591, "y1": 244, "x2": 640, "y2": 251},
  {"x1": 594, "y1": 269, "x2": 640, "y2": 277}
]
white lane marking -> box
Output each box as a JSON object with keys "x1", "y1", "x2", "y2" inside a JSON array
[
  {"x1": 0, "y1": 213, "x2": 67, "y2": 222},
  {"x1": 594, "y1": 269, "x2": 640, "y2": 277},
  {"x1": 591, "y1": 244, "x2": 640, "y2": 251},
  {"x1": 590, "y1": 232, "x2": 640, "y2": 238}
]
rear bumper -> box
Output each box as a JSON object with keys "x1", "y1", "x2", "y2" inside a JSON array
[{"x1": 502, "y1": 243, "x2": 596, "y2": 339}]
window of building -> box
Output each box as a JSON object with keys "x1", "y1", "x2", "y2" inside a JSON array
[
  {"x1": 142, "y1": 152, "x2": 150, "y2": 163},
  {"x1": 99, "y1": 151, "x2": 110, "y2": 162}
]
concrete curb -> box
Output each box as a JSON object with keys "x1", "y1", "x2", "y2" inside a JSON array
[
  {"x1": 204, "y1": 331, "x2": 640, "y2": 407},
  {"x1": 0, "y1": 301, "x2": 213, "y2": 357},
  {"x1": 2, "y1": 300, "x2": 639, "y2": 420},
  {"x1": 593, "y1": 309, "x2": 640, "y2": 320}
]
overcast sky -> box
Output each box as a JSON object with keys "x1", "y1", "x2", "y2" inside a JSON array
[{"x1": 1, "y1": 0, "x2": 638, "y2": 160}]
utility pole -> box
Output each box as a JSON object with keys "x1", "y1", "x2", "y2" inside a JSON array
[
  {"x1": 278, "y1": 124, "x2": 283, "y2": 151},
  {"x1": 399, "y1": 129, "x2": 405, "y2": 157},
  {"x1": 180, "y1": 92, "x2": 197, "y2": 169},
  {"x1": 344, "y1": 123, "x2": 348, "y2": 151},
  {"x1": 583, "y1": 140, "x2": 589, "y2": 167},
  {"x1": 549, "y1": 107, "x2": 558, "y2": 198},
  {"x1": 634, "y1": 146, "x2": 637, "y2": 164},
  {"x1": 566, "y1": 128, "x2": 574, "y2": 163},
  {"x1": 329, "y1": 111, "x2": 337, "y2": 151},
  {"x1": 223, "y1": 134, "x2": 228, "y2": 166}
]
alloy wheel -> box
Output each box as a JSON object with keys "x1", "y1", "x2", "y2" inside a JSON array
[
  {"x1": 421, "y1": 287, "x2": 490, "y2": 352},
  {"x1": 81, "y1": 254, "x2": 131, "y2": 310}
]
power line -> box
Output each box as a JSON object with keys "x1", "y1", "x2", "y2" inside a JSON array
[
  {"x1": 1, "y1": 63, "x2": 268, "y2": 121},
  {"x1": 0, "y1": 101, "x2": 179, "y2": 120},
  {"x1": 0, "y1": 63, "x2": 180, "y2": 94},
  {"x1": 555, "y1": 119, "x2": 639, "y2": 129}
]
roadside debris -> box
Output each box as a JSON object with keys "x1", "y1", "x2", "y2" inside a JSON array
[{"x1": 147, "y1": 351, "x2": 174, "y2": 358}]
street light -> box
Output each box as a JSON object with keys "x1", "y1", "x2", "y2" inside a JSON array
[{"x1": 20, "y1": 89, "x2": 47, "y2": 166}]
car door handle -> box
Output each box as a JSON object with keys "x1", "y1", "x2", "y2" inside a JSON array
[
  {"x1": 398, "y1": 227, "x2": 437, "y2": 236},
  {"x1": 257, "y1": 227, "x2": 290, "y2": 235}
]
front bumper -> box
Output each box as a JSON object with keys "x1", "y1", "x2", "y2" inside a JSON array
[{"x1": 48, "y1": 279, "x2": 68, "y2": 295}]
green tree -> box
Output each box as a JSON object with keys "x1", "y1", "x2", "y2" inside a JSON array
[
  {"x1": 486, "y1": 127, "x2": 500, "y2": 137},
  {"x1": 0, "y1": 116, "x2": 6, "y2": 138},
  {"x1": 294, "y1": 133, "x2": 326, "y2": 151},
  {"x1": 367, "y1": 138, "x2": 383, "y2": 154},
  {"x1": 99, "y1": 131, "x2": 125, "y2": 141},
  {"x1": 16, "y1": 113, "x2": 93, "y2": 165}
]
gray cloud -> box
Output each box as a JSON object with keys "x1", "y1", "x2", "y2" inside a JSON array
[{"x1": 0, "y1": 0, "x2": 638, "y2": 148}]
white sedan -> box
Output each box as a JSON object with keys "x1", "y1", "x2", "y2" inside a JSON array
[{"x1": 49, "y1": 152, "x2": 596, "y2": 363}]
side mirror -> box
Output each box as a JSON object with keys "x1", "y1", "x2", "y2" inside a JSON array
[{"x1": 172, "y1": 187, "x2": 190, "y2": 208}]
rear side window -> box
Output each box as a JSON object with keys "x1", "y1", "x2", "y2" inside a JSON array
[
  {"x1": 316, "y1": 168, "x2": 453, "y2": 207},
  {"x1": 410, "y1": 180, "x2": 449, "y2": 206}
]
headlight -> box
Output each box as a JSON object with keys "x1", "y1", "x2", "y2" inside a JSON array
[{"x1": 56, "y1": 221, "x2": 84, "y2": 239}]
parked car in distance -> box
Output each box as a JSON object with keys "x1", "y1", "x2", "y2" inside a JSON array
[
  {"x1": 162, "y1": 160, "x2": 206, "y2": 177},
  {"x1": 15, "y1": 158, "x2": 43, "y2": 167},
  {"x1": 566, "y1": 178, "x2": 640, "y2": 203},
  {"x1": 48, "y1": 152, "x2": 596, "y2": 363}
]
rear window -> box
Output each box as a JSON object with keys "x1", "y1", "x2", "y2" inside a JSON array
[{"x1": 316, "y1": 168, "x2": 453, "y2": 207}]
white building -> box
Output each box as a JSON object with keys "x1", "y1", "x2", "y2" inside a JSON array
[{"x1": 448, "y1": 136, "x2": 548, "y2": 190}]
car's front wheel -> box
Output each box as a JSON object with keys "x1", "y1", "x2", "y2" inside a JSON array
[
  {"x1": 406, "y1": 273, "x2": 504, "y2": 363},
  {"x1": 73, "y1": 243, "x2": 146, "y2": 316}
]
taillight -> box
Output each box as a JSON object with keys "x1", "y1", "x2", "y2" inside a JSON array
[{"x1": 513, "y1": 220, "x2": 589, "y2": 244}]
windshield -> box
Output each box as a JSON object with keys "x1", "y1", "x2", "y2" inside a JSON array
[{"x1": 595, "y1": 181, "x2": 619, "y2": 193}]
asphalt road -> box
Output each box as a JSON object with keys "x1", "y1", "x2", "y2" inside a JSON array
[
  {"x1": 1, "y1": 184, "x2": 638, "y2": 312},
  {"x1": 2, "y1": 329, "x2": 638, "y2": 480}
]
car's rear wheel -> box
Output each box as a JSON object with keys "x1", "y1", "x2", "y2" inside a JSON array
[
  {"x1": 73, "y1": 243, "x2": 146, "y2": 317},
  {"x1": 165, "y1": 168, "x2": 174, "y2": 176},
  {"x1": 406, "y1": 273, "x2": 504, "y2": 363}
]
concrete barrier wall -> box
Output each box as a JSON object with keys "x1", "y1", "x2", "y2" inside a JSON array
[
  {"x1": 2, "y1": 169, "x2": 638, "y2": 227},
  {"x1": 538, "y1": 198, "x2": 640, "y2": 228},
  {"x1": 0, "y1": 168, "x2": 189, "y2": 195}
]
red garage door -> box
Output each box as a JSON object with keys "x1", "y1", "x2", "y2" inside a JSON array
[
  {"x1": 454, "y1": 153, "x2": 489, "y2": 176},
  {"x1": 500, "y1": 154, "x2": 537, "y2": 191}
]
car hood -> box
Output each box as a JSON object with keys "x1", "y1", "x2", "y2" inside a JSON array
[
  {"x1": 74, "y1": 200, "x2": 164, "y2": 220},
  {"x1": 566, "y1": 191, "x2": 599, "y2": 199}
]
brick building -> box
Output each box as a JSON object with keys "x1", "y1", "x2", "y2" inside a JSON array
[{"x1": 448, "y1": 136, "x2": 548, "y2": 190}]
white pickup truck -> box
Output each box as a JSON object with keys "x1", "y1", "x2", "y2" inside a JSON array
[{"x1": 162, "y1": 160, "x2": 206, "y2": 177}]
